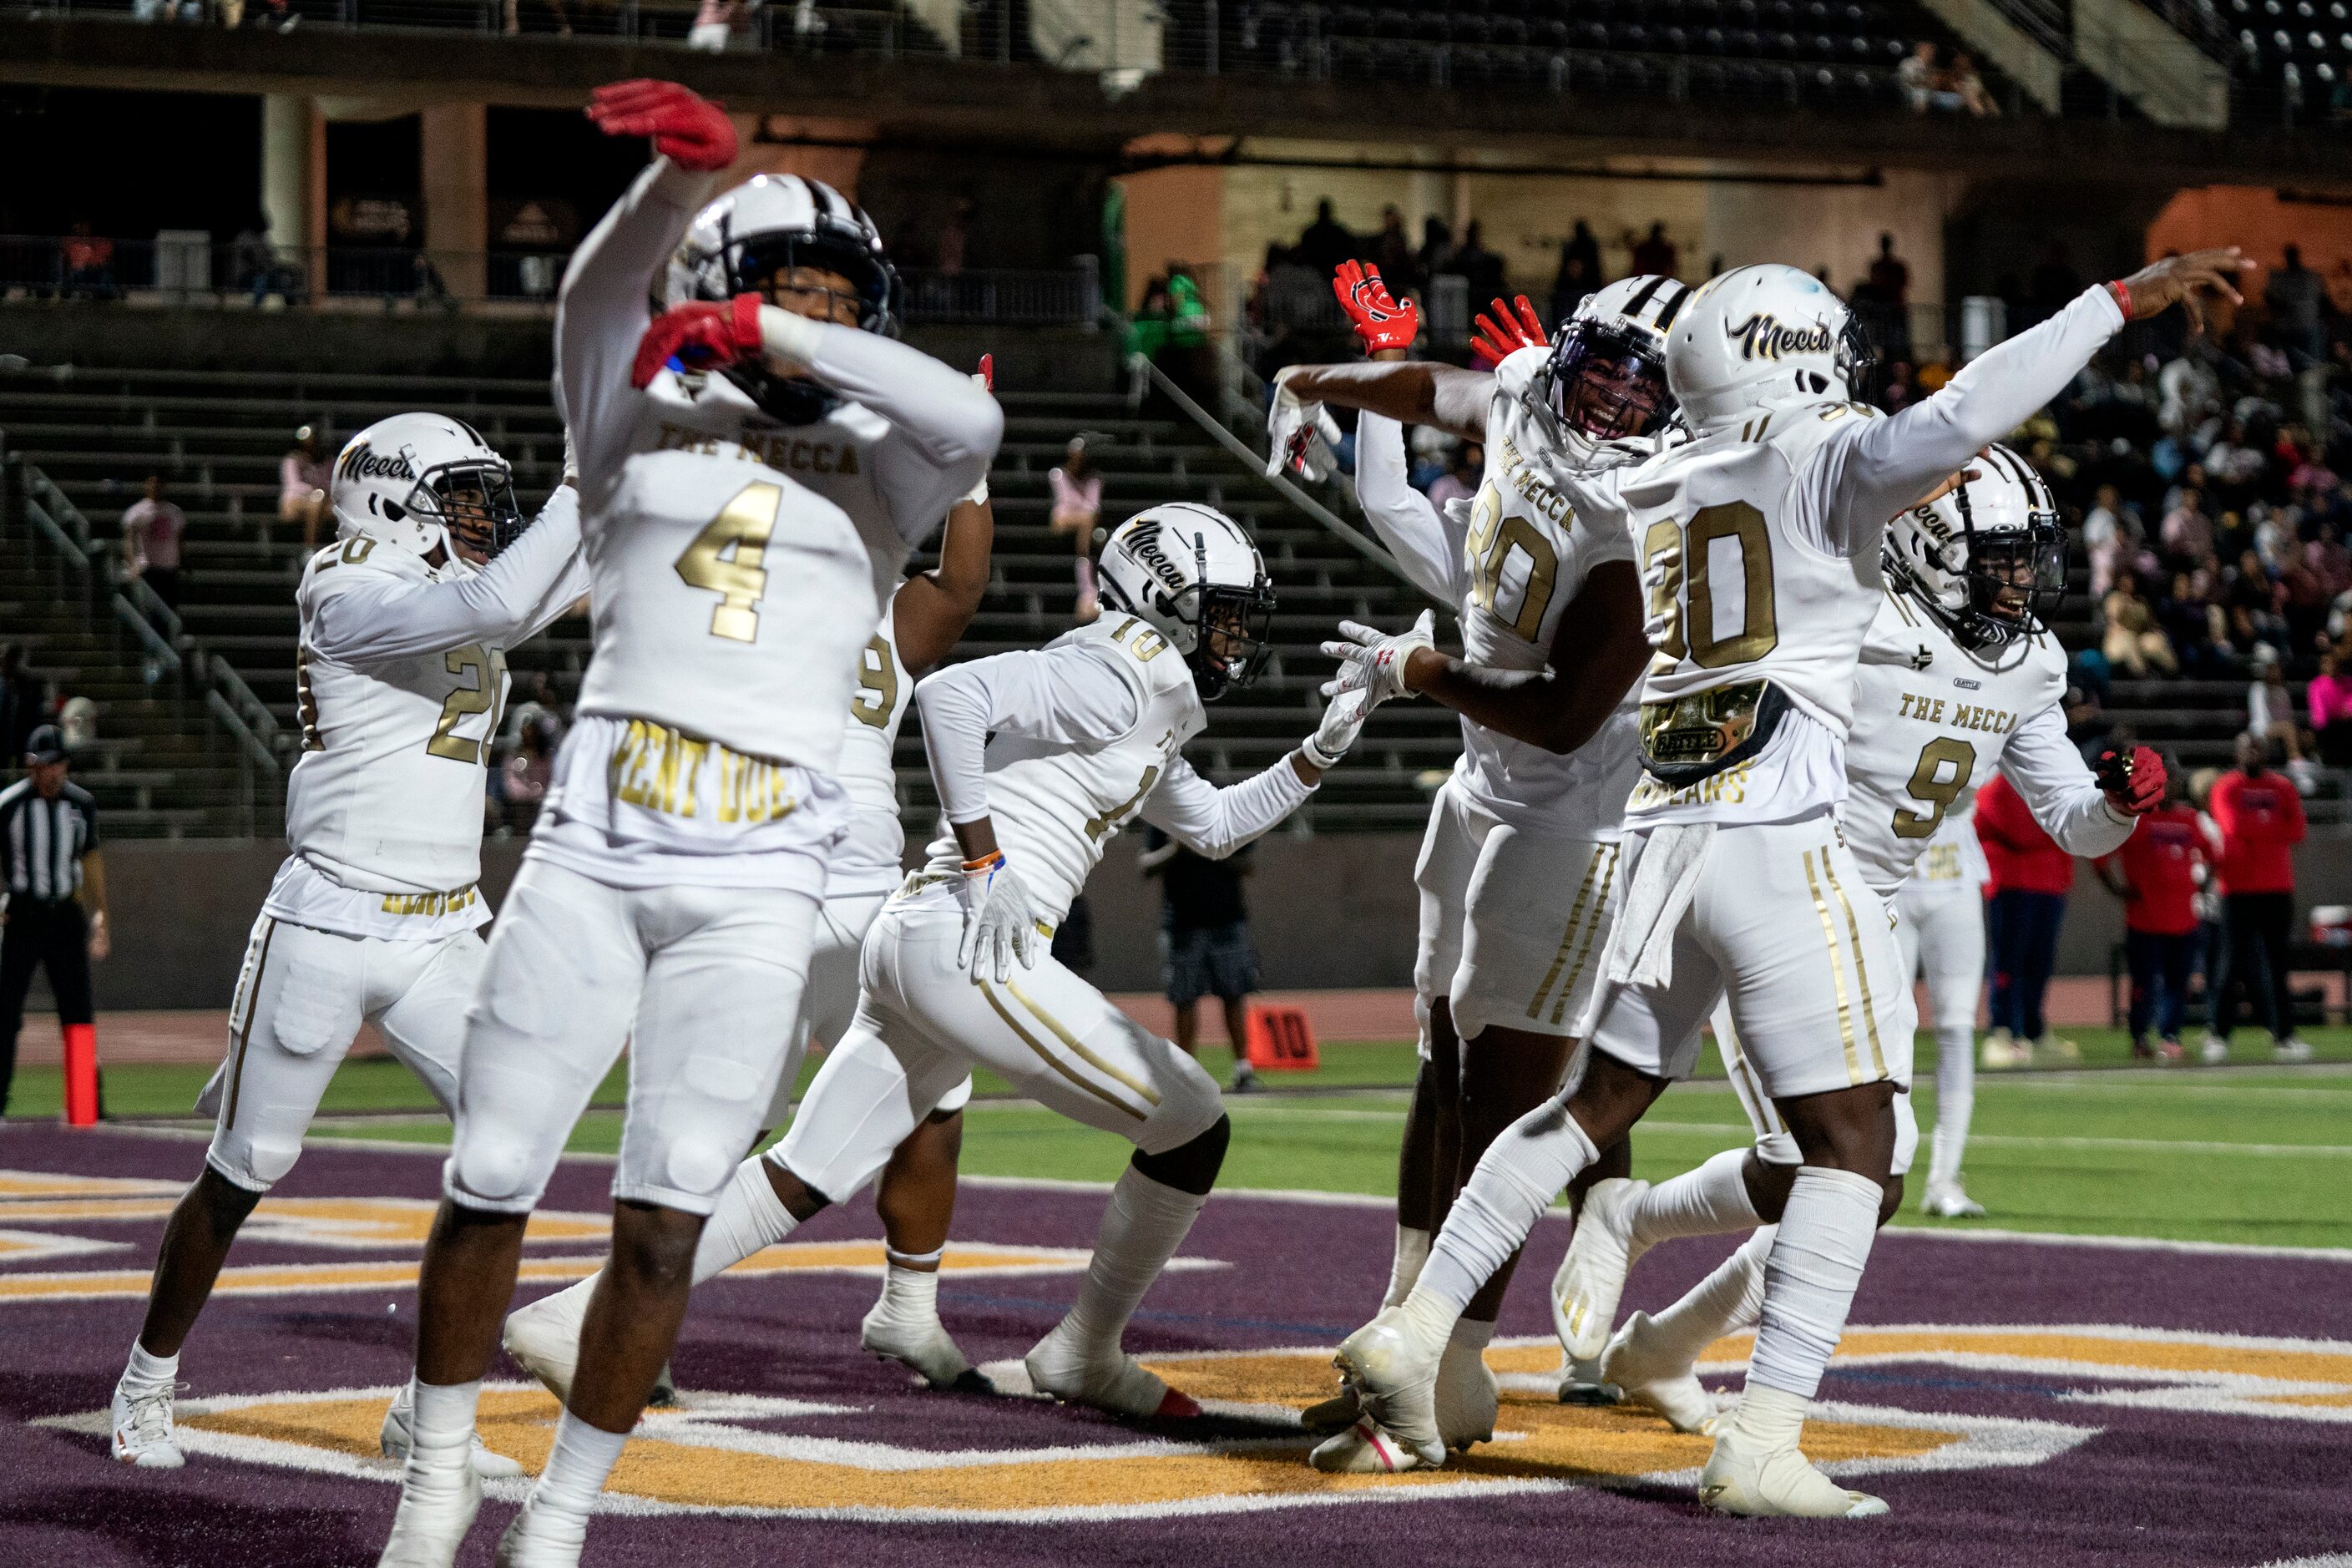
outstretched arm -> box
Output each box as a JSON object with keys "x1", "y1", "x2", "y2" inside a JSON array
[
  {"x1": 1275, "y1": 360, "x2": 1492, "y2": 443},
  {"x1": 305, "y1": 487, "x2": 588, "y2": 663},
  {"x1": 1997, "y1": 704, "x2": 2138, "y2": 859},
  {"x1": 1137, "y1": 753, "x2": 1317, "y2": 860}
]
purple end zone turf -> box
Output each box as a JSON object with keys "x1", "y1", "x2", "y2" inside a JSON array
[{"x1": 2, "y1": 1121, "x2": 2347, "y2": 1567}]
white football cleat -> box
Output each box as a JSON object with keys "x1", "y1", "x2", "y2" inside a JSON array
[
  {"x1": 493, "y1": 1497, "x2": 586, "y2": 1568},
  {"x1": 1599, "y1": 1313, "x2": 1715, "y2": 1435},
  {"x1": 1434, "y1": 1339, "x2": 1497, "y2": 1449},
  {"x1": 861, "y1": 1297, "x2": 992, "y2": 1393},
  {"x1": 1024, "y1": 1318, "x2": 1201, "y2": 1419},
  {"x1": 1326, "y1": 1306, "x2": 1445, "y2": 1470},
  {"x1": 502, "y1": 1278, "x2": 594, "y2": 1405},
  {"x1": 1554, "y1": 1349, "x2": 1624, "y2": 1407},
  {"x1": 1920, "y1": 1178, "x2": 1985, "y2": 1219},
  {"x1": 381, "y1": 1383, "x2": 525, "y2": 1479},
  {"x1": 1699, "y1": 1426, "x2": 1887, "y2": 1519},
  {"x1": 109, "y1": 1377, "x2": 185, "y2": 1469},
  {"x1": 1979, "y1": 1029, "x2": 2027, "y2": 1069},
  {"x1": 1308, "y1": 1414, "x2": 1444, "y2": 1473},
  {"x1": 1552, "y1": 1177, "x2": 1651, "y2": 1362},
  {"x1": 377, "y1": 1453, "x2": 483, "y2": 1567},
  {"x1": 2199, "y1": 1033, "x2": 2230, "y2": 1065},
  {"x1": 2275, "y1": 1036, "x2": 2315, "y2": 1063}
]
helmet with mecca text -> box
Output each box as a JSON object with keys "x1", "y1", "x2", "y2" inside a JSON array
[
  {"x1": 329, "y1": 413, "x2": 524, "y2": 562},
  {"x1": 1664, "y1": 264, "x2": 1878, "y2": 433},
  {"x1": 1096, "y1": 503, "x2": 1276, "y2": 701},
  {"x1": 1883, "y1": 443, "x2": 2067, "y2": 650}
]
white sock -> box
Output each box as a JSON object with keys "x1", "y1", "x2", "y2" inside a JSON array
[
  {"x1": 1448, "y1": 1316, "x2": 1494, "y2": 1353},
  {"x1": 689, "y1": 1156, "x2": 800, "y2": 1284},
  {"x1": 1382, "y1": 1225, "x2": 1431, "y2": 1309},
  {"x1": 1725, "y1": 1378, "x2": 1812, "y2": 1452},
  {"x1": 1065, "y1": 1166, "x2": 1206, "y2": 1351},
  {"x1": 1417, "y1": 1103, "x2": 1597, "y2": 1313},
  {"x1": 1928, "y1": 1024, "x2": 1975, "y2": 1187},
  {"x1": 406, "y1": 1378, "x2": 481, "y2": 1470},
  {"x1": 1747, "y1": 1167, "x2": 1882, "y2": 1400},
  {"x1": 874, "y1": 1256, "x2": 942, "y2": 1323},
  {"x1": 529, "y1": 1409, "x2": 628, "y2": 1531},
  {"x1": 124, "y1": 1342, "x2": 179, "y2": 1388},
  {"x1": 1642, "y1": 1225, "x2": 1774, "y2": 1367},
  {"x1": 1628, "y1": 1148, "x2": 1761, "y2": 1250}
]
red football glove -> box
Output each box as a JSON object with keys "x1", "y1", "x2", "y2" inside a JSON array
[
  {"x1": 1470, "y1": 294, "x2": 1548, "y2": 370},
  {"x1": 974, "y1": 352, "x2": 994, "y2": 392},
  {"x1": 631, "y1": 294, "x2": 763, "y2": 388},
  {"x1": 1332, "y1": 260, "x2": 1419, "y2": 354},
  {"x1": 2096, "y1": 744, "x2": 2166, "y2": 817},
  {"x1": 587, "y1": 79, "x2": 738, "y2": 173}
]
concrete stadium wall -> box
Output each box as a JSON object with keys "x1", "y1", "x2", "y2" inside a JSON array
[{"x1": 65, "y1": 829, "x2": 2352, "y2": 1011}]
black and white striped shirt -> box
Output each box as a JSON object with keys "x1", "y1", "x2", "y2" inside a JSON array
[{"x1": 0, "y1": 777, "x2": 99, "y2": 902}]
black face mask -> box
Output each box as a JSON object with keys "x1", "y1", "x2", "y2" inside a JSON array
[
  {"x1": 1545, "y1": 319, "x2": 1674, "y2": 443},
  {"x1": 419, "y1": 460, "x2": 526, "y2": 559}
]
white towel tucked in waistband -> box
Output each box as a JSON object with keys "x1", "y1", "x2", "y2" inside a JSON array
[{"x1": 1605, "y1": 822, "x2": 1716, "y2": 989}]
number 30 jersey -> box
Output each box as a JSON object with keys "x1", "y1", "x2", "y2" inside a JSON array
[{"x1": 1452, "y1": 349, "x2": 1641, "y2": 840}]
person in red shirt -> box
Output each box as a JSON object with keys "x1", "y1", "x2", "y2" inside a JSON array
[
  {"x1": 1975, "y1": 770, "x2": 2078, "y2": 1065},
  {"x1": 2201, "y1": 731, "x2": 2311, "y2": 1062},
  {"x1": 2095, "y1": 761, "x2": 2205, "y2": 1060}
]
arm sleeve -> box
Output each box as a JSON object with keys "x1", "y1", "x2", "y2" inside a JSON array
[
  {"x1": 554, "y1": 159, "x2": 723, "y2": 485},
  {"x1": 1353, "y1": 412, "x2": 1469, "y2": 601},
  {"x1": 1997, "y1": 703, "x2": 2134, "y2": 859},
  {"x1": 1137, "y1": 752, "x2": 1317, "y2": 860},
  {"x1": 760, "y1": 308, "x2": 1004, "y2": 545},
  {"x1": 915, "y1": 645, "x2": 1141, "y2": 825},
  {"x1": 1806, "y1": 286, "x2": 2126, "y2": 552},
  {"x1": 304, "y1": 490, "x2": 589, "y2": 663}
]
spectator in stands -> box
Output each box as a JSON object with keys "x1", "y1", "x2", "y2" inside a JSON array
[
  {"x1": 2102, "y1": 574, "x2": 2177, "y2": 677},
  {"x1": 502, "y1": 670, "x2": 568, "y2": 753},
  {"x1": 2162, "y1": 556, "x2": 2232, "y2": 675},
  {"x1": 2266, "y1": 245, "x2": 2328, "y2": 367},
  {"x1": 1951, "y1": 53, "x2": 1998, "y2": 115},
  {"x1": 1368, "y1": 206, "x2": 1419, "y2": 296},
  {"x1": 1050, "y1": 436, "x2": 1105, "y2": 623},
  {"x1": 2309, "y1": 647, "x2": 2352, "y2": 765},
  {"x1": 2202, "y1": 731, "x2": 2312, "y2": 1061},
  {"x1": 499, "y1": 720, "x2": 555, "y2": 836},
  {"x1": 1428, "y1": 442, "x2": 1481, "y2": 510},
  {"x1": 688, "y1": 0, "x2": 740, "y2": 50},
  {"x1": 61, "y1": 222, "x2": 117, "y2": 301},
  {"x1": 2248, "y1": 642, "x2": 2298, "y2": 750},
  {"x1": 1978, "y1": 771, "x2": 2078, "y2": 1067},
  {"x1": 1551, "y1": 220, "x2": 1602, "y2": 322},
  {"x1": 2084, "y1": 484, "x2": 2131, "y2": 597},
  {"x1": 1628, "y1": 221, "x2": 1677, "y2": 280},
  {"x1": 2224, "y1": 547, "x2": 2286, "y2": 656},
  {"x1": 1869, "y1": 232, "x2": 1909, "y2": 308},
  {"x1": 1295, "y1": 200, "x2": 1357, "y2": 280},
  {"x1": 2095, "y1": 760, "x2": 2205, "y2": 1062},
  {"x1": 1448, "y1": 222, "x2": 1506, "y2": 309},
  {"x1": 281, "y1": 426, "x2": 330, "y2": 550},
  {"x1": 119, "y1": 475, "x2": 186, "y2": 613},
  {"x1": 1139, "y1": 826, "x2": 1262, "y2": 1094},
  {"x1": 1415, "y1": 217, "x2": 1454, "y2": 291},
  {"x1": 2161, "y1": 484, "x2": 2213, "y2": 566},
  {"x1": 1899, "y1": 41, "x2": 1940, "y2": 113}
]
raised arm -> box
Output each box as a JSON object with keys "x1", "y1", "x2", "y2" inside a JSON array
[
  {"x1": 1275, "y1": 360, "x2": 1492, "y2": 444},
  {"x1": 305, "y1": 488, "x2": 587, "y2": 664},
  {"x1": 1354, "y1": 410, "x2": 1469, "y2": 602}
]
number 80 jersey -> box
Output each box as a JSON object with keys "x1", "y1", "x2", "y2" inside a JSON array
[
  {"x1": 1841, "y1": 588, "x2": 2066, "y2": 896},
  {"x1": 1449, "y1": 351, "x2": 1641, "y2": 839}
]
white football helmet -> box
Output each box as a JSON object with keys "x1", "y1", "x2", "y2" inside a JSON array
[
  {"x1": 1097, "y1": 503, "x2": 1276, "y2": 701},
  {"x1": 667, "y1": 174, "x2": 898, "y2": 423},
  {"x1": 1665, "y1": 264, "x2": 1876, "y2": 432},
  {"x1": 1883, "y1": 443, "x2": 2066, "y2": 650},
  {"x1": 1525, "y1": 273, "x2": 1688, "y2": 460},
  {"x1": 331, "y1": 413, "x2": 523, "y2": 561}
]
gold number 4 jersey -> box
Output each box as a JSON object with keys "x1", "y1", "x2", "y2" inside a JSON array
[
  {"x1": 274, "y1": 490, "x2": 590, "y2": 934},
  {"x1": 1449, "y1": 348, "x2": 1642, "y2": 840}
]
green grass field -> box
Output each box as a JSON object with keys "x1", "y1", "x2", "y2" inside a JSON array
[{"x1": 11, "y1": 1029, "x2": 2349, "y2": 1250}]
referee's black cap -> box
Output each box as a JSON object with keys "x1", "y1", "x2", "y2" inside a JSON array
[{"x1": 24, "y1": 724, "x2": 66, "y2": 765}]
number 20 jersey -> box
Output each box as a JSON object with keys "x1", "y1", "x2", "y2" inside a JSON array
[
  {"x1": 1451, "y1": 348, "x2": 1641, "y2": 840},
  {"x1": 1841, "y1": 589, "x2": 2066, "y2": 895},
  {"x1": 285, "y1": 539, "x2": 513, "y2": 899}
]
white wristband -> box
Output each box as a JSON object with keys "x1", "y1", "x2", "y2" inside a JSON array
[
  {"x1": 1299, "y1": 736, "x2": 1347, "y2": 771},
  {"x1": 757, "y1": 304, "x2": 827, "y2": 372}
]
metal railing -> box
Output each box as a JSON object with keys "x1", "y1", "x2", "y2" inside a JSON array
[{"x1": 1, "y1": 234, "x2": 1106, "y2": 325}]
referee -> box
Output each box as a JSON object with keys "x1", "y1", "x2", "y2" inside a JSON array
[{"x1": 1, "y1": 725, "x2": 108, "y2": 1114}]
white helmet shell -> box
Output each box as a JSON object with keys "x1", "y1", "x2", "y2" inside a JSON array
[
  {"x1": 1666, "y1": 264, "x2": 1869, "y2": 433},
  {"x1": 330, "y1": 413, "x2": 516, "y2": 561},
  {"x1": 1883, "y1": 443, "x2": 2066, "y2": 650},
  {"x1": 667, "y1": 173, "x2": 898, "y2": 329},
  {"x1": 1097, "y1": 503, "x2": 1276, "y2": 699}
]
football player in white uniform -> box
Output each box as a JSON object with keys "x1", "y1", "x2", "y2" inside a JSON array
[
  {"x1": 500, "y1": 380, "x2": 1000, "y2": 1400},
  {"x1": 377, "y1": 80, "x2": 999, "y2": 1568},
  {"x1": 1320, "y1": 251, "x2": 2243, "y2": 1512},
  {"x1": 1898, "y1": 808, "x2": 1992, "y2": 1212},
  {"x1": 108, "y1": 415, "x2": 587, "y2": 1473},
  {"x1": 1548, "y1": 449, "x2": 2164, "y2": 1440},
  {"x1": 1269, "y1": 266, "x2": 1681, "y2": 1466},
  {"x1": 572, "y1": 503, "x2": 1378, "y2": 1424}
]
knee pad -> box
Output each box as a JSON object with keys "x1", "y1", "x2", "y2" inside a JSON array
[
  {"x1": 655, "y1": 1130, "x2": 745, "y2": 1211},
  {"x1": 1891, "y1": 1090, "x2": 1920, "y2": 1178},
  {"x1": 445, "y1": 1128, "x2": 550, "y2": 1214},
  {"x1": 205, "y1": 1132, "x2": 290, "y2": 1194}
]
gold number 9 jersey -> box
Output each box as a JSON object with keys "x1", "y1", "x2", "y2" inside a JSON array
[{"x1": 1446, "y1": 352, "x2": 1642, "y2": 841}]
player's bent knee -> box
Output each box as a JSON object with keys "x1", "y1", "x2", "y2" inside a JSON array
[
  {"x1": 206, "y1": 1132, "x2": 297, "y2": 1193},
  {"x1": 1134, "y1": 1112, "x2": 1230, "y2": 1196},
  {"x1": 446, "y1": 1133, "x2": 555, "y2": 1213}
]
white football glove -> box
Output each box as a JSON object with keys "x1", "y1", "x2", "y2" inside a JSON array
[
  {"x1": 955, "y1": 853, "x2": 1043, "y2": 983},
  {"x1": 1320, "y1": 609, "x2": 1435, "y2": 708},
  {"x1": 1266, "y1": 369, "x2": 1344, "y2": 482},
  {"x1": 1301, "y1": 686, "x2": 1372, "y2": 771}
]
